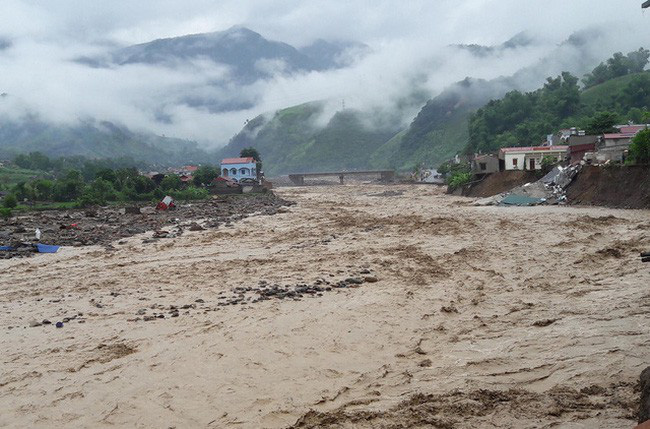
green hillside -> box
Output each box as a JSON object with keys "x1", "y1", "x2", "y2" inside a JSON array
[
  {"x1": 467, "y1": 70, "x2": 650, "y2": 154},
  {"x1": 581, "y1": 71, "x2": 650, "y2": 113},
  {"x1": 218, "y1": 102, "x2": 399, "y2": 175}
]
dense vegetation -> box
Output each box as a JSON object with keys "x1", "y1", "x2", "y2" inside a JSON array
[
  {"x1": 582, "y1": 48, "x2": 649, "y2": 89},
  {"x1": 467, "y1": 66, "x2": 650, "y2": 154},
  {"x1": 629, "y1": 129, "x2": 650, "y2": 165},
  {"x1": 468, "y1": 72, "x2": 581, "y2": 153},
  {"x1": 1, "y1": 152, "x2": 216, "y2": 217}
]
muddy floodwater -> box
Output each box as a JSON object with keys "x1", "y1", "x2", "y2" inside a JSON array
[{"x1": 1, "y1": 184, "x2": 649, "y2": 428}]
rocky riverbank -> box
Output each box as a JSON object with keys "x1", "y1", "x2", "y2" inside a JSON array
[{"x1": 0, "y1": 192, "x2": 294, "y2": 258}]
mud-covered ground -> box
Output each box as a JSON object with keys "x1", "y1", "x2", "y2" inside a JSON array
[{"x1": 1, "y1": 184, "x2": 649, "y2": 428}]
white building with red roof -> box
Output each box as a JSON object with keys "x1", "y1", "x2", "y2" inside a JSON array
[
  {"x1": 498, "y1": 146, "x2": 568, "y2": 171},
  {"x1": 220, "y1": 157, "x2": 257, "y2": 182}
]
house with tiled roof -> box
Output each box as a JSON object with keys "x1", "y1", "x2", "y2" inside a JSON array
[{"x1": 220, "y1": 157, "x2": 257, "y2": 182}]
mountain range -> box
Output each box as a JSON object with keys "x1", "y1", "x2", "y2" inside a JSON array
[
  {"x1": 78, "y1": 26, "x2": 368, "y2": 84},
  {"x1": 218, "y1": 28, "x2": 630, "y2": 174}
]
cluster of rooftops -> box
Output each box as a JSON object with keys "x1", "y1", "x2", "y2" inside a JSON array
[{"x1": 471, "y1": 123, "x2": 648, "y2": 174}]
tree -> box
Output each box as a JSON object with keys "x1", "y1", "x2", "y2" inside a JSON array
[
  {"x1": 3, "y1": 194, "x2": 17, "y2": 209},
  {"x1": 606, "y1": 52, "x2": 629, "y2": 79},
  {"x1": 541, "y1": 155, "x2": 559, "y2": 173},
  {"x1": 13, "y1": 152, "x2": 51, "y2": 170},
  {"x1": 582, "y1": 63, "x2": 611, "y2": 89},
  {"x1": 160, "y1": 174, "x2": 182, "y2": 191},
  {"x1": 625, "y1": 47, "x2": 650, "y2": 73},
  {"x1": 620, "y1": 74, "x2": 650, "y2": 109},
  {"x1": 582, "y1": 48, "x2": 649, "y2": 89},
  {"x1": 240, "y1": 147, "x2": 261, "y2": 162},
  {"x1": 130, "y1": 175, "x2": 156, "y2": 195},
  {"x1": 586, "y1": 111, "x2": 619, "y2": 135},
  {"x1": 628, "y1": 129, "x2": 650, "y2": 164},
  {"x1": 192, "y1": 166, "x2": 219, "y2": 187},
  {"x1": 33, "y1": 179, "x2": 54, "y2": 201},
  {"x1": 78, "y1": 179, "x2": 117, "y2": 206},
  {"x1": 95, "y1": 168, "x2": 118, "y2": 185}
]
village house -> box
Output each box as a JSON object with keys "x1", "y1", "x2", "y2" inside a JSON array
[
  {"x1": 498, "y1": 146, "x2": 568, "y2": 171},
  {"x1": 471, "y1": 154, "x2": 499, "y2": 175},
  {"x1": 220, "y1": 157, "x2": 258, "y2": 182},
  {"x1": 595, "y1": 124, "x2": 648, "y2": 163}
]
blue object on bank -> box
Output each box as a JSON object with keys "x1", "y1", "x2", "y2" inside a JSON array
[
  {"x1": 0, "y1": 246, "x2": 13, "y2": 251},
  {"x1": 36, "y1": 244, "x2": 60, "y2": 253}
]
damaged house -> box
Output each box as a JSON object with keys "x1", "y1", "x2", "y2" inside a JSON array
[{"x1": 499, "y1": 146, "x2": 568, "y2": 171}]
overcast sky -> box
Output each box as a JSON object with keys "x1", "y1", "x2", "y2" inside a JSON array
[{"x1": 0, "y1": 0, "x2": 649, "y2": 146}]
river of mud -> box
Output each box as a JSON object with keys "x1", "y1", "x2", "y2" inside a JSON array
[{"x1": 1, "y1": 184, "x2": 648, "y2": 428}]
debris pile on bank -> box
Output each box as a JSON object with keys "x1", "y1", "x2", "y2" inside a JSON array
[
  {"x1": 474, "y1": 164, "x2": 581, "y2": 207},
  {"x1": 0, "y1": 193, "x2": 294, "y2": 258}
]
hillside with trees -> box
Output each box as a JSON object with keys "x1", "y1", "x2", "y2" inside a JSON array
[
  {"x1": 218, "y1": 102, "x2": 399, "y2": 175},
  {"x1": 467, "y1": 67, "x2": 650, "y2": 155}
]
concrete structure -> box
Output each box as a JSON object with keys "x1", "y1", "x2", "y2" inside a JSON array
[
  {"x1": 567, "y1": 135, "x2": 599, "y2": 164},
  {"x1": 220, "y1": 157, "x2": 257, "y2": 183},
  {"x1": 596, "y1": 125, "x2": 648, "y2": 162},
  {"x1": 471, "y1": 154, "x2": 499, "y2": 175},
  {"x1": 498, "y1": 146, "x2": 568, "y2": 171},
  {"x1": 288, "y1": 170, "x2": 395, "y2": 185}
]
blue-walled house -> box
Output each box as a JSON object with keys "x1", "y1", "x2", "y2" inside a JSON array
[{"x1": 220, "y1": 157, "x2": 258, "y2": 182}]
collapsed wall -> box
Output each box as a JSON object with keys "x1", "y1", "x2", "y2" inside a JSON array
[{"x1": 565, "y1": 165, "x2": 650, "y2": 209}]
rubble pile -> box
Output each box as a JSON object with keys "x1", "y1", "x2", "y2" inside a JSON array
[
  {"x1": 0, "y1": 193, "x2": 294, "y2": 258},
  {"x1": 474, "y1": 164, "x2": 582, "y2": 207}
]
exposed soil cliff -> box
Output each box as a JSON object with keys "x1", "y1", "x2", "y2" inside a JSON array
[{"x1": 566, "y1": 165, "x2": 650, "y2": 209}]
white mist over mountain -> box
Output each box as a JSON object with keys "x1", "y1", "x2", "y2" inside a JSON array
[{"x1": 0, "y1": 0, "x2": 648, "y2": 146}]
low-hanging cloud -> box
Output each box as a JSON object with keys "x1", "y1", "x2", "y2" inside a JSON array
[{"x1": 0, "y1": 0, "x2": 649, "y2": 148}]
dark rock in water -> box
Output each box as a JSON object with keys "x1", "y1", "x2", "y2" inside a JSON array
[
  {"x1": 532, "y1": 319, "x2": 557, "y2": 327},
  {"x1": 639, "y1": 366, "x2": 650, "y2": 423},
  {"x1": 195, "y1": 299, "x2": 205, "y2": 303},
  {"x1": 364, "y1": 276, "x2": 379, "y2": 283},
  {"x1": 419, "y1": 359, "x2": 433, "y2": 367},
  {"x1": 42, "y1": 319, "x2": 52, "y2": 325},
  {"x1": 188, "y1": 222, "x2": 205, "y2": 231},
  {"x1": 345, "y1": 277, "x2": 364, "y2": 285}
]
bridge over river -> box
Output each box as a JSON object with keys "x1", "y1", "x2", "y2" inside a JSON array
[{"x1": 288, "y1": 170, "x2": 395, "y2": 185}]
